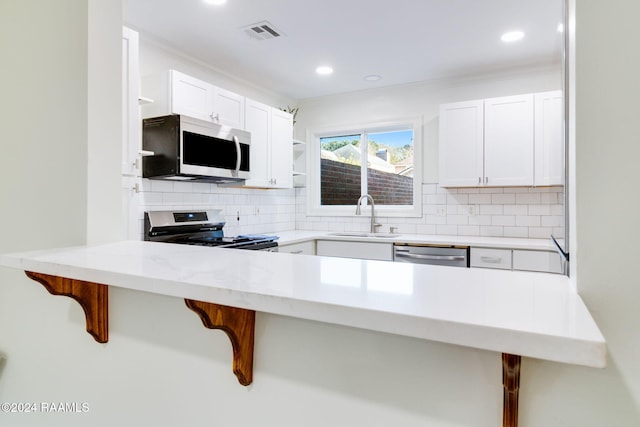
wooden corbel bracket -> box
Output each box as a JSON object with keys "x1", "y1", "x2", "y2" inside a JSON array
[
  {"x1": 502, "y1": 353, "x2": 522, "y2": 427},
  {"x1": 24, "y1": 271, "x2": 109, "y2": 343},
  {"x1": 184, "y1": 299, "x2": 255, "y2": 386}
]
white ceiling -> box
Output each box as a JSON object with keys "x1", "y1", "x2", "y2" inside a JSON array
[{"x1": 123, "y1": 0, "x2": 564, "y2": 100}]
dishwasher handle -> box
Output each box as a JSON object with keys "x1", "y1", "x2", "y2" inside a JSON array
[{"x1": 395, "y1": 252, "x2": 466, "y2": 262}]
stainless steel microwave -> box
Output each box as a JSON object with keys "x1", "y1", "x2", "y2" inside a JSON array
[{"x1": 142, "y1": 114, "x2": 250, "y2": 183}]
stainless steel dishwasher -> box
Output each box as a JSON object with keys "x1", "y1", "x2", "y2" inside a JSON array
[{"x1": 393, "y1": 243, "x2": 469, "y2": 267}]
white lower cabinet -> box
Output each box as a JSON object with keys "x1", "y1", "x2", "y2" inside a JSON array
[
  {"x1": 471, "y1": 247, "x2": 563, "y2": 274},
  {"x1": 279, "y1": 240, "x2": 316, "y2": 255},
  {"x1": 470, "y1": 248, "x2": 512, "y2": 270},
  {"x1": 316, "y1": 240, "x2": 394, "y2": 261},
  {"x1": 513, "y1": 249, "x2": 564, "y2": 274}
]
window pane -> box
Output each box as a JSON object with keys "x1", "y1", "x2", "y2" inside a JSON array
[
  {"x1": 366, "y1": 130, "x2": 414, "y2": 205},
  {"x1": 320, "y1": 135, "x2": 362, "y2": 205}
]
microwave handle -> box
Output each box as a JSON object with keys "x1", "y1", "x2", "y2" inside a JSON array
[{"x1": 233, "y1": 135, "x2": 241, "y2": 177}]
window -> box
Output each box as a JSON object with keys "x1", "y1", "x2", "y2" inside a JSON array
[{"x1": 308, "y1": 118, "x2": 422, "y2": 217}]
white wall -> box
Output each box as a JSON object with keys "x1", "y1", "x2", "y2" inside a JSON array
[
  {"x1": 0, "y1": 0, "x2": 88, "y2": 252},
  {"x1": 2, "y1": 2, "x2": 640, "y2": 427},
  {"x1": 86, "y1": 1, "x2": 123, "y2": 244},
  {"x1": 572, "y1": 0, "x2": 640, "y2": 418}
]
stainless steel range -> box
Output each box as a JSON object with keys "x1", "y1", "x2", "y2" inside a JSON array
[{"x1": 144, "y1": 210, "x2": 278, "y2": 251}]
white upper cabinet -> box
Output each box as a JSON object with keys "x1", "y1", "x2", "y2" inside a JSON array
[
  {"x1": 438, "y1": 100, "x2": 484, "y2": 187},
  {"x1": 142, "y1": 70, "x2": 245, "y2": 129},
  {"x1": 439, "y1": 91, "x2": 562, "y2": 188},
  {"x1": 170, "y1": 70, "x2": 215, "y2": 121},
  {"x1": 534, "y1": 90, "x2": 563, "y2": 186},
  {"x1": 270, "y1": 108, "x2": 294, "y2": 188},
  {"x1": 211, "y1": 86, "x2": 245, "y2": 130},
  {"x1": 242, "y1": 99, "x2": 293, "y2": 189},
  {"x1": 484, "y1": 94, "x2": 534, "y2": 186},
  {"x1": 243, "y1": 99, "x2": 271, "y2": 188}
]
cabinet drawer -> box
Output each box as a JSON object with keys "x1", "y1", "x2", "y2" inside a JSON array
[
  {"x1": 470, "y1": 248, "x2": 512, "y2": 270},
  {"x1": 513, "y1": 250, "x2": 563, "y2": 274},
  {"x1": 279, "y1": 241, "x2": 316, "y2": 255},
  {"x1": 316, "y1": 240, "x2": 393, "y2": 261}
]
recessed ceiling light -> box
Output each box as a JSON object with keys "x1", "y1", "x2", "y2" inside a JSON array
[
  {"x1": 204, "y1": 0, "x2": 227, "y2": 5},
  {"x1": 316, "y1": 66, "x2": 333, "y2": 76},
  {"x1": 501, "y1": 31, "x2": 525, "y2": 43},
  {"x1": 364, "y1": 74, "x2": 382, "y2": 82}
]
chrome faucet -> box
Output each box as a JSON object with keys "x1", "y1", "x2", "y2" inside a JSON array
[{"x1": 356, "y1": 194, "x2": 381, "y2": 233}]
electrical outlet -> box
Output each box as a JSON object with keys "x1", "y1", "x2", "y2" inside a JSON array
[
  {"x1": 436, "y1": 206, "x2": 446, "y2": 216},
  {"x1": 468, "y1": 205, "x2": 479, "y2": 216}
]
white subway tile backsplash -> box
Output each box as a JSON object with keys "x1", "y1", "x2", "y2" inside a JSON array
[
  {"x1": 528, "y1": 205, "x2": 551, "y2": 215},
  {"x1": 491, "y1": 193, "x2": 516, "y2": 204},
  {"x1": 503, "y1": 205, "x2": 528, "y2": 215},
  {"x1": 437, "y1": 225, "x2": 458, "y2": 235},
  {"x1": 503, "y1": 227, "x2": 529, "y2": 238},
  {"x1": 492, "y1": 216, "x2": 516, "y2": 226},
  {"x1": 416, "y1": 224, "x2": 437, "y2": 234},
  {"x1": 540, "y1": 192, "x2": 559, "y2": 204},
  {"x1": 480, "y1": 226, "x2": 504, "y2": 237},
  {"x1": 515, "y1": 193, "x2": 541, "y2": 205},
  {"x1": 138, "y1": 179, "x2": 564, "y2": 241},
  {"x1": 480, "y1": 204, "x2": 503, "y2": 215},
  {"x1": 426, "y1": 194, "x2": 447, "y2": 204},
  {"x1": 529, "y1": 227, "x2": 554, "y2": 239},
  {"x1": 541, "y1": 216, "x2": 564, "y2": 227},
  {"x1": 447, "y1": 194, "x2": 469, "y2": 205},
  {"x1": 458, "y1": 225, "x2": 480, "y2": 236},
  {"x1": 468, "y1": 193, "x2": 492, "y2": 204},
  {"x1": 516, "y1": 216, "x2": 541, "y2": 227}
]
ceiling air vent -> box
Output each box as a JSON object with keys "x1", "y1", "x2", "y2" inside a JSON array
[{"x1": 243, "y1": 21, "x2": 284, "y2": 41}]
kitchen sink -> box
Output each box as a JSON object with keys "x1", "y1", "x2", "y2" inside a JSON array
[{"x1": 328, "y1": 232, "x2": 402, "y2": 238}]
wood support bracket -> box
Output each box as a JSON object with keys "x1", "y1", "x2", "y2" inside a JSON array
[
  {"x1": 502, "y1": 353, "x2": 522, "y2": 427},
  {"x1": 184, "y1": 299, "x2": 255, "y2": 386},
  {"x1": 25, "y1": 271, "x2": 109, "y2": 343}
]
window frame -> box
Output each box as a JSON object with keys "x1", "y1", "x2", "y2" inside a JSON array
[{"x1": 306, "y1": 117, "x2": 423, "y2": 217}]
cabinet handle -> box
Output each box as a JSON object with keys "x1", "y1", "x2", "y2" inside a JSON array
[
  {"x1": 396, "y1": 252, "x2": 466, "y2": 262},
  {"x1": 210, "y1": 112, "x2": 219, "y2": 122},
  {"x1": 485, "y1": 177, "x2": 488, "y2": 185},
  {"x1": 478, "y1": 177, "x2": 481, "y2": 185},
  {"x1": 480, "y1": 256, "x2": 502, "y2": 263},
  {"x1": 233, "y1": 135, "x2": 241, "y2": 178}
]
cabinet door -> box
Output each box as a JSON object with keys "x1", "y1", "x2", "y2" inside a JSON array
[
  {"x1": 484, "y1": 94, "x2": 534, "y2": 186},
  {"x1": 470, "y1": 247, "x2": 512, "y2": 270},
  {"x1": 438, "y1": 100, "x2": 484, "y2": 187},
  {"x1": 270, "y1": 108, "x2": 293, "y2": 188},
  {"x1": 316, "y1": 240, "x2": 393, "y2": 261},
  {"x1": 512, "y1": 249, "x2": 563, "y2": 274},
  {"x1": 212, "y1": 86, "x2": 245, "y2": 129},
  {"x1": 534, "y1": 91, "x2": 563, "y2": 186},
  {"x1": 279, "y1": 241, "x2": 316, "y2": 255},
  {"x1": 170, "y1": 70, "x2": 215, "y2": 122},
  {"x1": 243, "y1": 99, "x2": 271, "y2": 187}
]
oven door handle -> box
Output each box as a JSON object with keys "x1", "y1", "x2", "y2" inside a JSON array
[
  {"x1": 395, "y1": 252, "x2": 466, "y2": 262},
  {"x1": 233, "y1": 135, "x2": 241, "y2": 178}
]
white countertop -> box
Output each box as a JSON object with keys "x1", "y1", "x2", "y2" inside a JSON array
[
  {"x1": 276, "y1": 230, "x2": 559, "y2": 251},
  {"x1": 0, "y1": 240, "x2": 605, "y2": 368}
]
